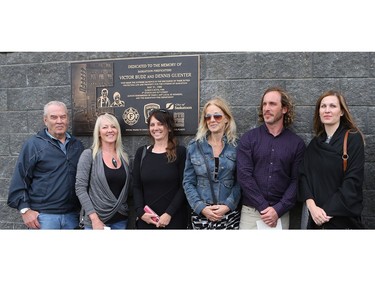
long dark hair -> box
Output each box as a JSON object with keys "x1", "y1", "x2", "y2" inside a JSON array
[
  {"x1": 313, "y1": 90, "x2": 364, "y2": 142},
  {"x1": 147, "y1": 109, "x2": 178, "y2": 162}
]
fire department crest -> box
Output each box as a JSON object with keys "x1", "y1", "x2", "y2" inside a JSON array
[{"x1": 122, "y1": 107, "x2": 140, "y2": 126}]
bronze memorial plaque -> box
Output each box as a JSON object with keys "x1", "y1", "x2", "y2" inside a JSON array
[{"x1": 71, "y1": 55, "x2": 200, "y2": 135}]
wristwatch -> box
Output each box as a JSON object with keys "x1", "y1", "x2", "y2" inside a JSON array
[{"x1": 20, "y1": 208, "x2": 30, "y2": 214}]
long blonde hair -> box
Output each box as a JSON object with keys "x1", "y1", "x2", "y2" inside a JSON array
[
  {"x1": 195, "y1": 97, "x2": 237, "y2": 145},
  {"x1": 91, "y1": 113, "x2": 129, "y2": 163}
]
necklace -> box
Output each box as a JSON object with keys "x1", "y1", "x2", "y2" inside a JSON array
[
  {"x1": 112, "y1": 157, "x2": 117, "y2": 168},
  {"x1": 325, "y1": 135, "x2": 332, "y2": 144},
  {"x1": 103, "y1": 149, "x2": 118, "y2": 168}
]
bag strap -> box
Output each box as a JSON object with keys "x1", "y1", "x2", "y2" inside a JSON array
[
  {"x1": 87, "y1": 149, "x2": 93, "y2": 191},
  {"x1": 197, "y1": 141, "x2": 218, "y2": 204},
  {"x1": 342, "y1": 130, "x2": 350, "y2": 172},
  {"x1": 140, "y1": 145, "x2": 147, "y2": 169},
  {"x1": 79, "y1": 151, "x2": 93, "y2": 228}
]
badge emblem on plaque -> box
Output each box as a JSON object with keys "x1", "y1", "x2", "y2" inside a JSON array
[
  {"x1": 122, "y1": 107, "x2": 140, "y2": 126},
  {"x1": 143, "y1": 103, "x2": 160, "y2": 123}
]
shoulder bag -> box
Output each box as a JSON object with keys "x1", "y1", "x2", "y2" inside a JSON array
[{"x1": 342, "y1": 129, "x2": 350, "y2": 172}]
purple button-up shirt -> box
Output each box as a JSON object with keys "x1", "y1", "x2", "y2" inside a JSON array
[{"x1": 237, "y1": 124, "x2": 305, "y2": 216}]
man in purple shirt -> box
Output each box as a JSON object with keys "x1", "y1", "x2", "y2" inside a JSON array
[{"x1": 237, "y1": 87, "x2": 306, "y2": 229}]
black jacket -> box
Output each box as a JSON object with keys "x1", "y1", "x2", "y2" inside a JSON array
[
  {"x1": 7, "y1": 129, "x2": 84, "y2": 213},
  {"x1": 298, "y1": 125, "x2": 365, "y2": 228}
]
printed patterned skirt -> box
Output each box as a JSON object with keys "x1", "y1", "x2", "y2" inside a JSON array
[{"x1": 191, "y1": 208, "x2": 241, "y2": 230}]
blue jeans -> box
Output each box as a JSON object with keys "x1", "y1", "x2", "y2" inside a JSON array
[
  {"x1": 84, "y1": 219, "x2": 128, "y2": 230},
  {"x1": 37, "y1": 212, "x2": 80, "y2": 229}
]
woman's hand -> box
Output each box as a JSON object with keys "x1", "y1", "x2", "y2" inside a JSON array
[
  {"x1": 306, "y1": 199, "x2": 332, "y2": 226},
  {"x1": 89, "y1": 213, "x2": 106, "y2": 229},
  {"x1": 156, "y1": 213, "x2": 171, "y2": 228},
  {"x1": 202, "y1": 205, "x2": 228, "y2": 222},
  {"x1": 141, "y1": 213, "x2": 159, "y2": 225}
]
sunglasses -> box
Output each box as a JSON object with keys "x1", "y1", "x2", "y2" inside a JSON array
[
  {"x1": 97, "y1": 112, "x2": 116, "y2": 117},
  {"x1": 150, "y1": 109, "x2": 168, "y2": 114},
  {"x1": 204, "y1": 114, "x2": 223, "y2": 122}
]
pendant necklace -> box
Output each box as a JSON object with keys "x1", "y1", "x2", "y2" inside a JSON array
[
  {"x1": 104, "y1": 150, "x2": 118, "y2": 168},
  {"x1": 112, "y1": 157, "x2": 118, "y2": 168}
]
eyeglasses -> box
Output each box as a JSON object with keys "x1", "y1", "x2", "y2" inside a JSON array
[{"x1": 204, "y1": 114, "x2": 223, "y2": 122}]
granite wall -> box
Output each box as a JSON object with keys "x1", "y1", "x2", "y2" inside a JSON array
[{"x1": 1, "y1": 52, "x2": 374, "y2": 229}]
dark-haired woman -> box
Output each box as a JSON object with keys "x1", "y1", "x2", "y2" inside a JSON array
[
  {"x1": 298, "y1": 90, "x2": 365, "y2": 229},
  {"x1": 132, "y1": 109, "x2": 189, "y2": 229}
]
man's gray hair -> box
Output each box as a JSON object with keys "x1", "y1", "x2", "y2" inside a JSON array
[{"x1": 43, "y1": 101, "x2": 68, "y2": 116}]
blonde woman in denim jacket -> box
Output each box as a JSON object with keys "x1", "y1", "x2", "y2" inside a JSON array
[{"x1": 183, "y1": 97, "x2": 241, "y2": 229}]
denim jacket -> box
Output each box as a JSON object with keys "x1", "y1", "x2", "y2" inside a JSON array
[{"x1": 183, "y1": 135, "x2": 241, "y2": 214}]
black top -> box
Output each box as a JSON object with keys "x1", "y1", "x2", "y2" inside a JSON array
[
  {"x1": 132, "y1": 145, "x2": 189, "y2": 229},
  {"x1": 103, "y1": 160, "x2": 128, "y2": 224},
  {"x1": 298, "y1": 124, "x2": 365, "y2": 229}
]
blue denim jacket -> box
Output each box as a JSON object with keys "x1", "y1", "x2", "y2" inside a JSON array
[{"x1": 183, "y1": 136, "x2": 241, "y2": 214}]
